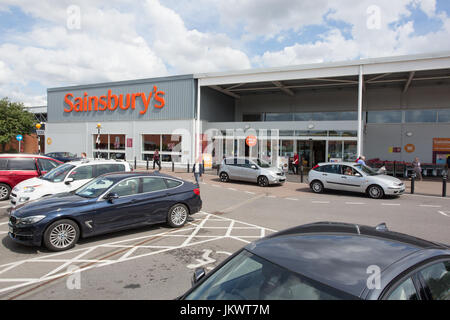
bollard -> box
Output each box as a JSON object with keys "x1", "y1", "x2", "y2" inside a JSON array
[
  {"x1": 443, "y1": 174, "x2": 447, "y2": 197},
  {"x1": 187, "y1": 162, "x2": 190, "y2": 173},
  {"x1": 202, "y1": 160, "x2": 205, "y2": 174},
  {"x1": 153, "y1": 158, "x2": 155, "y2": 170},
  {"x1": 411, "y1": 173, "x2": 415, "y2": 194},
  {"x1": 146, "y1": 158, "x2": 149, "y2": 171},
  {"x1": 172, "y1": 161, "x2": 174, "y2": 172},
  {"x1": 300, "y1": 166, "x2": 304, "y2": 183},
  {"x1": 393, "y1": 161, "x2": 396, "y2": 177},
  {"x1": 134, "y1": 157, "x2": 137, "y2": 170}
]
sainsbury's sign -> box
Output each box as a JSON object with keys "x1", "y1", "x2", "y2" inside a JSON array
[{"x1": 64, "y1": 86, "x2": 165, "y2": 115}]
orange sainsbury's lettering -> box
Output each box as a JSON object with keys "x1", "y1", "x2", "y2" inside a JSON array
[
  {"x1": 64, "y1": 93, "x2": 74, "y2": 112},
  {"x1": 63, "y1": 88, "x2": 165, "y2": 115}
]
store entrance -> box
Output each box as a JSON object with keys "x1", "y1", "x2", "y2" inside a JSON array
[{"x1": 312, "y1": 141, "x2": 326, "y2": 166}]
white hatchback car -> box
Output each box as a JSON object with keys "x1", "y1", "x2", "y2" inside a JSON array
[
  {"x1": 10, "y1": 159, "x2": 132, "y2": 207},
  {"x1": 308, "y1": 162, "x2": 405, "y2": 199}
]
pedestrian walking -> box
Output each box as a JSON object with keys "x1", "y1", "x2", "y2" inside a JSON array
[
  {"x1": 153, "y1": 149, "x2": 161, "y2": 171},
  {"x1": 193, "y1": 163, "x2": 200, "y2": 185},
  {"x1": 293, "y1": 153, "x2": 299, "y2": 175},
  {"x1": 412, "y1": 157, "x2": 423, "y2": 181}
]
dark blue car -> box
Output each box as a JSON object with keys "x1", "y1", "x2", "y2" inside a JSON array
[
  {"x1": 8, "y1": 172, "x2": 202, "y2": 251},
  {"x1": 45, "y1": 152, "x2": 80, "y2": 163}
]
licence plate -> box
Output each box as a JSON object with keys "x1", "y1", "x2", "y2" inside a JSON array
[{"x1": 9, "y1": 226, "x2": 14, "y2": 234}]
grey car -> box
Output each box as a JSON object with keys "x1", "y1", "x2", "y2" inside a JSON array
[
  {"x1": 308, "y1": 162, "x2": 405, "y2": 199},
  {"x1": 219, "y1": 157, "x2": 286, "y2": 187}
]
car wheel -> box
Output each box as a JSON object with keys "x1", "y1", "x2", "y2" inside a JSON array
[
  {"x1": 310, "y1": 180, "x2": 324, "y2": 193},
  {"x1": 167, "y1": 204, "x2": 189, "y2": 228},
  {"x1": 43, "y1": 219, "x2": 80, "y2": 252},
  {"x1": 367, "y1": 185, "x2": 384, "y2": 199},
  {"x1": 220, "y1": 172, "x2": 229, "y2": 183},
  {"x1": 0, "y1": 183, "x2": 11, "y2": 201},
  {"x1": 257, "y1": 176, "x2": 269, "y2": 187}
]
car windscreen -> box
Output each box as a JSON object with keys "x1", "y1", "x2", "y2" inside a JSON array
[
  {"x1": 75, "y1": 177, "x2": 116, "y2": 198},
  {"x1": 184, "y1": 249, "x2": 354, "y2": 300},
  {"x1": 40, "y1": 163, "x2": 75, "y2": 182},
  {"x1": 354, "y1": 164, "x2": 379, "y2": 176},
  {"x1": 254, "y1": 159, "x2": 271, "y2": 168}
]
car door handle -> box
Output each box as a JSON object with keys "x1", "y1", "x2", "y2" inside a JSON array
[
  {"x1": 341, "y1": 176, "x2": 347, "y2": 179},
  {"x1": 322, "y1": 174, "x2": 328, "y2": 176}
]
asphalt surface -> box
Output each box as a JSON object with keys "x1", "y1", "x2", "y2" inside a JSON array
[{"x1": 0, "y1": 177, "x2": 449, "y2": 300}]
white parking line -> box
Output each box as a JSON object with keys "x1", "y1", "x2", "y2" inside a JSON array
[
  {"x1": 0, "y1": 205, "x2": 10, "y2": 209},
  {"x1": 227, "y1": 188, "x2": 237, "y2": 191},
  {"x1": 381, "y1": 203, "x2": 401, "y2": 206},
  {"x1": 420, "y1": 205, "x2": 442, "y2": 208},
  {"x1": 345, "y1": 202, "x2": 366, "y2": 205},
  {"x1": 285, "y1": 198, "x2": 299, "y2": 201},
  {"x1": 266, "y1": 195, "x2": 277, "y2": 198},
  {"x1": 245, "y1": 191, "x2": 255, "y2": 195},
  {"x1": 438, "y1": 211, "x2": 450, "y2": 217},
  {"x1": 0, "y1": 222, "x2": 9, "y2": 226},
  {"x1": 312, "y1": 201, "x2": 330, "y2": 204}
]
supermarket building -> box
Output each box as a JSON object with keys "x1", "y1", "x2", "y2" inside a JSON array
[{"x1": 45, "y1": 52, "x2": 450, "y2": 167}]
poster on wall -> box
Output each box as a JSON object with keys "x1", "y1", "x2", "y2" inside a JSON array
[{"x1": 432, "y1": 138, "x2": 450, "y2": 164}]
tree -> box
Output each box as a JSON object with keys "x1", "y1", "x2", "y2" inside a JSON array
[{"x1": 0, "y1": 97, "x2": 36, "y2": 152}]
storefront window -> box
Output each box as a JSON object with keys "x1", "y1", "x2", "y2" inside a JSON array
[
  {"x1": 438, "y1": 109, "x2": 450, "y2": 122},
  {"x1": 93, "y1": 134, "x2": 126, "y2": 160},
  {"x1": 162, "y1": 135, "x2": 182, "y2": 152},
  {"x1": 243, "y1": 114, "x2": 263, "y2": 122},
  {"x1": 109, "y1": 134, "x2": 125, "y2": 150},
  {"x1": 93, "y1": 134, "x2": 108, "y2": 150},
  {"x1": 280, "y1": 140, "x2": 294, "y2": 157},
  {"x1": 367, "y1": 110, "x2": 402, "y2": 123},
  {"x1": 295, "y1": 131, "x2": 328, "y2": 136},
  {"x1": 142, "y1": 134, "x2": 183, "y2": 163},
  {"x1": 279, "y1": 130, "x2": 295, "y2": 136},
  {"x1": 328, "y1": 141, "x2": 343, "y2": 161},
  {"x1": 265, "y1": 113, "x2": 293, "y2": 121},
  {"x1": 405, "y1": 110, "x2": 437, "y2": 123},
  {"x1": 343, "y1": 141, "x2": 357, "y2": 162},
  {"x1": 328, "y1": 131, "x2": 357, "y2": 137},
  {"x1": 143, "y1": 135, "x2": 160, "y2": 151},
  {"x1": 293, "y1": 113, "x2": 314, "y2": 121}
]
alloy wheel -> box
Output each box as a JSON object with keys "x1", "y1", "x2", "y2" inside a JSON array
[
  {"x1": 170, "y1": 205, "x2": 187, "y2": 226},
  {"x1": 49, "y1": 223, "x2": 77, "y2": 249},
  {"x1": 0, "y1": 186, "x2": 9, "y2": 200}
]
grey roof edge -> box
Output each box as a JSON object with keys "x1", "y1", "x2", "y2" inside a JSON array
[
  {"x1": 47, "y1": 74, "x2": 194, "y2": 92},
  {"x1": 194, "y1": 51, "x2": 450, "y2": 79}
]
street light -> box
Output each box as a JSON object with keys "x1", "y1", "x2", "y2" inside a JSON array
[
  {"x1": 96, "y1": 123, "x2": 101, "y2": 159},
  {"x1": 36, "y1": 123, "x2": 42, "y2": 154}
]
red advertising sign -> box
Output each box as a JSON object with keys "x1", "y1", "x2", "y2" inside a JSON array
[
  {"x1": 246, "y1": 135, "x2": 257, "y2": 147},
  {"x1": 127, "y1": 138, "x2": 133, "y2": 148}
]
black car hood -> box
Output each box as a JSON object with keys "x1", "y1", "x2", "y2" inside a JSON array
[{"x1": 13, "y1": 192, "x2": 95, "y2": 217}]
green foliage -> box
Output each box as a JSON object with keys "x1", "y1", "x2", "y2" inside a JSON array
[{"x1": 0, "y1": 97, "x2": 36, "y2": 150}]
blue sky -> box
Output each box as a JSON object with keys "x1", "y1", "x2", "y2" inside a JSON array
[{"x1": 0, "y1": 0, "x2": 449, "y2": 105}]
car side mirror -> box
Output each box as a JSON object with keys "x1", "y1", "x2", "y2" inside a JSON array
[
  {"x1": 250, "y1": 165, "x2": 257, "y2": 170},
  {"x1": 191, "y1": 267, "x2": 206, "y2": 286},
  {"x1": 355, "y1": 173, "x2": 362, "y2": 177},
  {"x1": 105, "y1": 192, "x2": 119, "y2": 203},
  {"x1": 65, "y1": 177, "x2": 74, "y2": 185}
]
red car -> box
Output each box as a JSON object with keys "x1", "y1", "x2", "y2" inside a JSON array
[{"x1": 0, "y1": 154, "x2": 63, "y2": 201}]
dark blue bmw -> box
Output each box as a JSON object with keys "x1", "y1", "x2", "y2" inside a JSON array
[{"x1": 8, "y1": 172, "x2": 202, "y2": 251}]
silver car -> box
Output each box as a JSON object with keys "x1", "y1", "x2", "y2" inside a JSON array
[
  {"x1": 308, "y1": 162, "x2": 405, "y2": 199},
  {"x1": 219, "y1": 157, "x2": 286, "y2": 187}
]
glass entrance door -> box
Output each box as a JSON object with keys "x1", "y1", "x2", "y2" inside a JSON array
[{"x1": 297, "y1": 141, "x2": 312, "y2": 168}]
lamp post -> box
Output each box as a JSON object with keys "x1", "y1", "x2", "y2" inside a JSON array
[
  {"x1": 96, "y1": 123, "x2": 101, "y2": 159},
  {"x1": 36, "y1": 123, "x2": 42, "y2": 154}
]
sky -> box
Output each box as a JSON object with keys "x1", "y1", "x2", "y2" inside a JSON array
[{"x1": 0, "y1": 0, "x2": 449, "y2": 106}]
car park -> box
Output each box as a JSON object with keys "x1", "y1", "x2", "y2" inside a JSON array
[
  {"x1": 180, "y1": 222, "x2": 450, "y2": 300},
  {"x1": 45, "y1": 152, "x2": 80, "y2": 163},
  {"x1": 218, "y1": 157, "x2": 285, "y2": 187},
  {"x1": 308, "y1": 162, "x2": 405, "y2": 199},
  {"x1": 0, "y1": 154, "x2": 63, "y2": 201},
  {"x1": 10, "y1": 159, "x2": 132, "y2": 207},
  {"x1": 8, "y1": 171, "x2": 202, "y2": 251}
]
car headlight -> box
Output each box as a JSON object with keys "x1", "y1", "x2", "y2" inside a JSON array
[
  {"x1": 18, "y1": 197, "x2": 30, "y2": 202},
  {"x1": 16, "y1": 215, "x2": 46, "y2": 225},
  {"x1": 23, "y1": 185, "x2": 41, "y2": 193}
]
